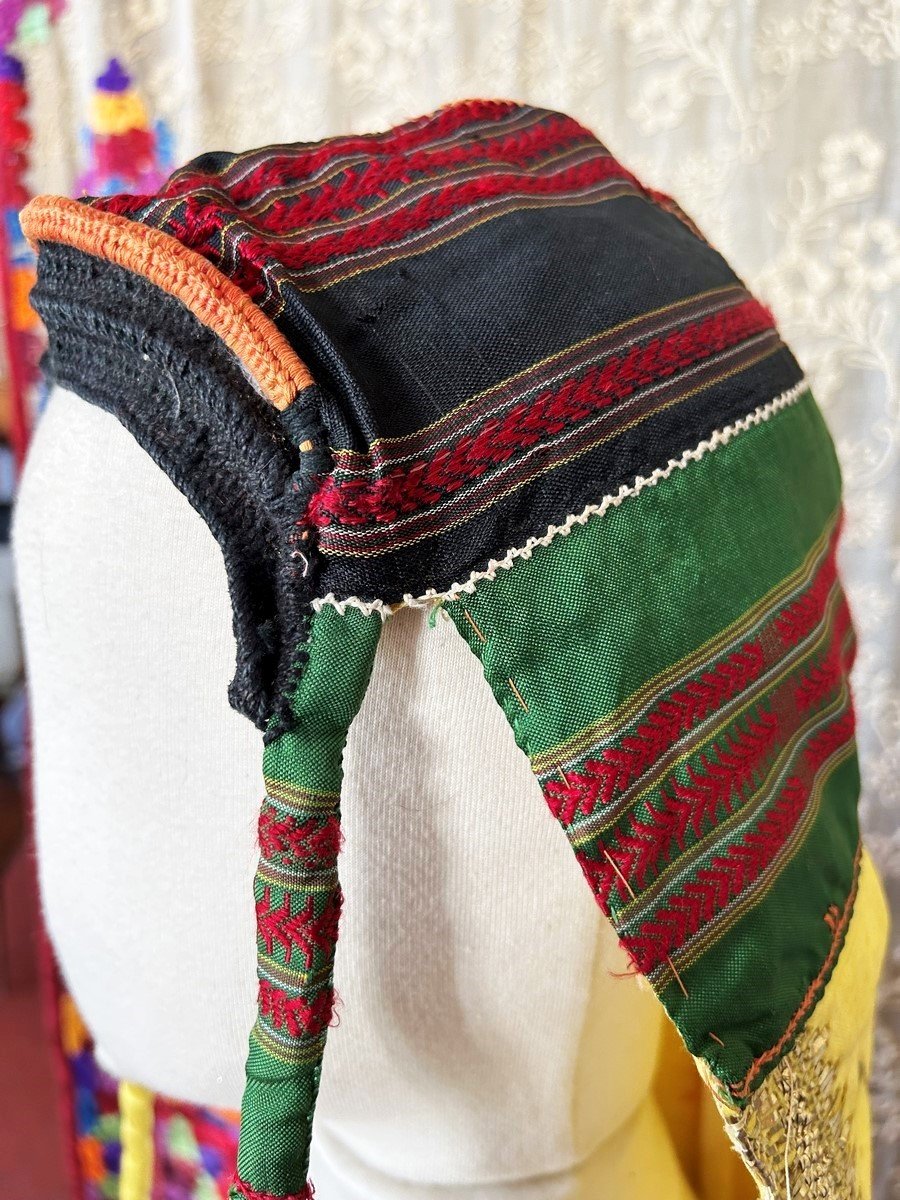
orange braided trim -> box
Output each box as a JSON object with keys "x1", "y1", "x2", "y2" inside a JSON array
[
  {"x1": 19, "y1": 195, "x2": 313, "y2": 412},
  {"x1": 728, "y1": 839, "x2": 862, "y2": 1100}
]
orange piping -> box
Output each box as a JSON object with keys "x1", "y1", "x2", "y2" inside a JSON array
[{"x1": 19, "y1": 195, "x2": 313, "y2": 412}]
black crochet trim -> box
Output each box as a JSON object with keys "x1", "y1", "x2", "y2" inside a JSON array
[{"x1": 31, "y1": 242, "x2": 331, "y2": 736}]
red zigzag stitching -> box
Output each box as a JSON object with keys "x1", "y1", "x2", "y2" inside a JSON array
[
  {"x1": 621, "y1": 707, "x2": 855, "y2": 974},
  {"x1": 545, "y1": 639, "x2": 766, "y2": 826},
  {"x1": 308, "y1": 299, "x2": 774, "y2": 528},
  {"x1": 256, "y1": 887, "x2": 341, "y2": 969}
]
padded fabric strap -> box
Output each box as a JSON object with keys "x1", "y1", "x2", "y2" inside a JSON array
[{"x1": 233, "y1": 606, "x2": 381, "y2": 1199}]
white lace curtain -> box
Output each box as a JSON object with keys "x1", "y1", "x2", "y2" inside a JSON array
[{"x1": 19, "y1": 2, "x2": 899, "y2": 1194}]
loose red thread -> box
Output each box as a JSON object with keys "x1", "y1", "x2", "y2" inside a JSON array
[
  {"x1": 231, "y1": 1174, "x2": 316, "y2": 1200},
  {"x1": 258, "y1": 807, "x2": 342, "y2": 867},
  {"x1": 257, "y1": 978, "x2": 334, "y2": 1039},
  {"x1": 584, "y1": 837, "x2": 689, "y2": 998},
  {"x1": 306, "y1": 298, "x2": 774, "y2": 529}
]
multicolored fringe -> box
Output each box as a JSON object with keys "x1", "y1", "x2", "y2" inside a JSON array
[
  {"x1": 0, "y1": 51, "x2": 43, "y2": 463},
  {"x1": 56, "y1": 991, "x2": 123, "y2": 1199},
  {"x1": 75, "y1": 57, "x2": 173, "y2": 198}
]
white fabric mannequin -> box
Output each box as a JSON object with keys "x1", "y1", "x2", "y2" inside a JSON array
[{"x1": 14, "y1": 386, "x2": 697, "y2": 1198}]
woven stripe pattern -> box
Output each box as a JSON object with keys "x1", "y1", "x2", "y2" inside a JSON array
[
  {"x1": 23, "y1": 100, "x2": 873, "y2": 1199},
  {"x1": 81, "y1": 99, "x2": 803, "y2": 607}
]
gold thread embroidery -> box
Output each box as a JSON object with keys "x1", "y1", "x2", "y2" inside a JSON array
[{"x1": 720, "y1": 1024, "x2": 862, "y2": 1200}]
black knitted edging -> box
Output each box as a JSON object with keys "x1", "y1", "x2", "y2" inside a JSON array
[
  {"x1": 31, "y1": 242, "x2": 333, "y2": 736},
  {"x1": 264, "y1": 384, "x2": 333, "y2": 743}
]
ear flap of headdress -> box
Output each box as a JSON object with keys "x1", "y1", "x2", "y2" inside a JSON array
[{"x1": 444, "y1": 383, "x2": 887, "y2": 1198}]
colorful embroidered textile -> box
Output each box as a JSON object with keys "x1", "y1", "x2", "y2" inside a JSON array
[
  {"x1": 56, "y1": 984, "x2": 243, "y2": 1200},
  {"x1": 57, "y1": 988, "x2": 123, "y2": 1199},
  {"x1": 21, "y1": 100, "x2": 887, "y2": 1200}
]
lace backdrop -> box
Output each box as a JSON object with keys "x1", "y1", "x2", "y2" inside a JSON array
[{"x1": 18, "y1": 2, "x2": 899, "y2": 1194}]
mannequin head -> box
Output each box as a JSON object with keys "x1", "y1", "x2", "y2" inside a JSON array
[{"x1": 15, "y1": 384, "x2": 683, "y2": 1195}]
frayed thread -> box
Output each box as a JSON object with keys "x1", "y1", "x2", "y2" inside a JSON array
[{"x1": 230, "y1": 1177, "x2": 315, "y2": 1200}]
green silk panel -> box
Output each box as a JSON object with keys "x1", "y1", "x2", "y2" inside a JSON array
[{"x1": 446, "y1": 388, "x2": 861, "y2": 1099}]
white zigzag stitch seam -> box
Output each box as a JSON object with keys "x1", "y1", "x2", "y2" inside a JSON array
[{"x1": 312, "y1": 379, "x2": 810, "y2": 618}]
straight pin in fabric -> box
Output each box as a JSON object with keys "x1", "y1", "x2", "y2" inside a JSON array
[
  {"x1": 709, "y1": 1031, "x2": 725, "y2": 1048},
  {"x1": 462, "y1": 609, "x2": 487, "y2": 642},
  {"x1": 602, "y1": 847, "x2": 637, "y2": 901},
  {"x1": 508, "y1": 678, "x2": 529, "y2": 712},
  {"x1": 601, "y1": 847, "x2": 689, "y2": 998},
  {"x1": 667, "y1": 957, "x2": 690, "y2": 999}
]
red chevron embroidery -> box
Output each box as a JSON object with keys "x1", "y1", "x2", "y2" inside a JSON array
[
  {"x1": 220, "y1": 111, "x2": 593, "y2": 222},
  {"x1": 258, "y1": 807, "x2": 342, "y2": 868},
  {"x1": 109, "y1": 100, "x2": 525, "y2": 216},
  {"x1": 614, "y1": 707, "x2": 780, "y2": 888},
  {"x1": 546, "y1": 760, "x2": 624, "y2": 824},
  {"x1": 622, "y1": 701, "x2": 855, "y2": 974},
  {"x1": 805, "y1": 709, "x2": 856, "y2": 766},
  {"x1": 575, "y1": 843, "x2": 624, "y2": 909},
  {"x1": 670, "y1": 707, "x2": 781, "y2": 828},
  {"x1": 157, "y1": 145, "x2": 638, "y2": 304},
  {"x1": 543, "y1": 640, "x2": 765, "y2": 825},
  {"x1": 256, "y1": 887, "x2": 342, "y2": 968},
  {"x1": 623, "y1": 774, "x2": 809, "y2": 973},
  {"x1": 257, "y1": 977, "x2": 334, "y2": 1039},
  {"x1": 307, "y1": 299, "x2": 774, "y2": 529},
  {"x1": 794, "y1": 598, "x2": 852, "y2": 712},
  {"x1": 774, "y1": 545, "x2": 838, "y2": 646}
]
